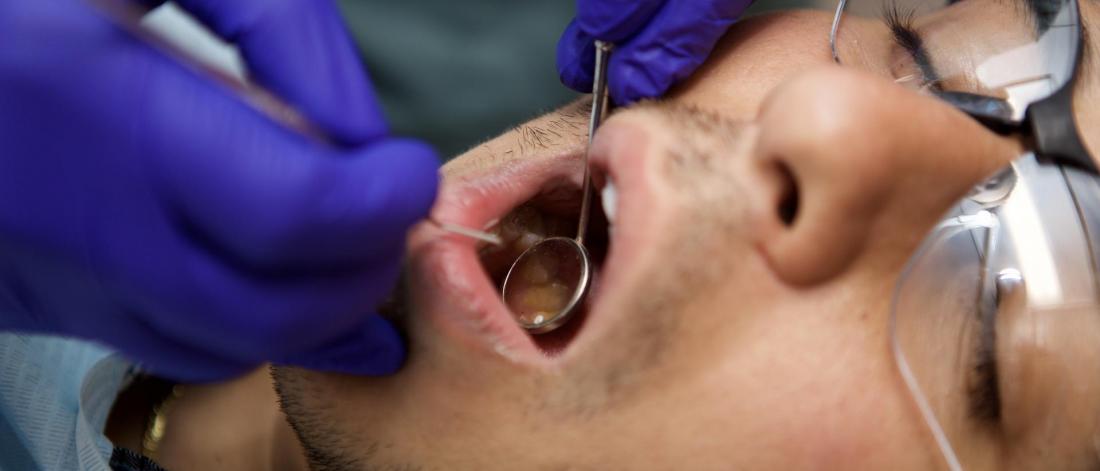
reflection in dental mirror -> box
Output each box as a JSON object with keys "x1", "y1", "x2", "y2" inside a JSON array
[{"x1": 502, "y1": 237, "x2": 592, "y2": 333}]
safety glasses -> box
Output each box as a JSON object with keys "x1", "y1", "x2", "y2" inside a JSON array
[{"x1": 831, "y1": 0, "x2": 1099, "y2": 469}]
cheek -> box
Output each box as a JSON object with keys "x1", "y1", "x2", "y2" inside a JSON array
[
  {"x1": 1073, "y1": 79, "x2": 1100, "y2": 164},
  {"x1": 696, "y1": 301, "x2": 939, "y2": 469},
  {"x1": 669, "y1": 11, "x2": 838, "y2": 120},
  {"x1": 1076, "y1": 1, "x2": 1100, "y2": 164}
]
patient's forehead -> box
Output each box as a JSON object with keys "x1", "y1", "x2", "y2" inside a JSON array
[{"x1": 668, "y1": 11, "x2": 841, "y2": 119}]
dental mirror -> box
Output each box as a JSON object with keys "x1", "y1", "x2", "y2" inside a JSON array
[{"x1": 500, "y1": 41, "x2": 612, "y2": 334}]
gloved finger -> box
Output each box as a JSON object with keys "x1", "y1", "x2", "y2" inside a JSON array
[
  {"x1": 49, "y1": 5, "x2": 422, "y2": 366},
  {"x1": 277, "y1": 316, "x2": 406, "y2": 375},
  {"x1": 608, "y1": 0, "x2": 751, "y2": 104},
  {"x1": 557, "y1": 19, "x2": 597, "y2": 92},
  {"x1": 169, "y1": 0, "x2": 385, "y2": 145},
  {"x1": 576, "y1": 0, "x2": 666, "y2": 42},
  {"x1": 130, "y1": 234, "x2": 406, "y2": 363},
  {"x1": 166, "y1": 134, "x2": 439, "y2": 271},
  {"x1": 1, "y1": 257, "x2": 256, "y2": 382},
  {"x1": 137, "y1": 46, "x2": 439, "y2": 270},
  {"x1": 81, "y1": 307, "x2": 257, "y2": 382},
  {"x1": 113, "y1": 327, "x2": 258, "y2": 382}
]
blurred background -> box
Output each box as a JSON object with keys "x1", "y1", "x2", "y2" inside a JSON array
[
  {"x1": 145, "y1": 0, "x2": 828, "y2": 159},
  {"x1": 338, "y1": 0, "x2": 579, "y2": 157}
]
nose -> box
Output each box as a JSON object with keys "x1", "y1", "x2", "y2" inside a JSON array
[{"x1": 748, "y1": 67, "x2": 1020, "y2": 285}]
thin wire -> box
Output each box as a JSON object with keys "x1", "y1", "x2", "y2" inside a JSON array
[
  {"x1": 890, "y1": 229, "x2": 963, "y2": 471},
  {"x1": 890, "y1": 212, "x2": 997, "y2": 471},
  {"x1": 575, "y1": 41, "x2": 614, "y2": 245},
  {"x1": 829, "y1": 0, "x2": 849, "y2": 64}
]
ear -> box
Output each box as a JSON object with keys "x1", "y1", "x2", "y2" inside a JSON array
[{"x1": 746, "y1": 67, "x2": 1017, "y2": 286}]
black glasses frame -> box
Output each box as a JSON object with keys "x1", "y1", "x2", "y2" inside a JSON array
[{"x1": 939, "y1": 0, "x2": 1096, "y2": 174}]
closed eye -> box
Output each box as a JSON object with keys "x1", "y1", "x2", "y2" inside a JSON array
[
  {"x1": 969, "y1": 292, "x2": 1002, "y2": 423},
  {"x1": 883, "y1": 3, "x2": 944, "y2": 91}
]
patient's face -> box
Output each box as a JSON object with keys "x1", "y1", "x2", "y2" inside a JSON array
[{"x1": 274, "y1": 2, "x2": 1100, "y2": 469}]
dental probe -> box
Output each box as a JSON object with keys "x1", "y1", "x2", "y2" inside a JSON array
[
  {"x1": 499, "y1": 41, "x2": 613, "y2": 334},
  {"x1": 427, "y1": 218, "x2": 502, "y2": 246},
  {"x1": 83, "y1": 0, "x2": 498, "y2": 247}
]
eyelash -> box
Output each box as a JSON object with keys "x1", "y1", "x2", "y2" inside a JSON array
[
  {"x1": 882, "y1": 3, "x2": 919, "y2": 46},
  {"x1": 969, "y1": 302, "x2": 1002, "y2": 422},
  {"x1": 882, "y1": 3, "x2": 944, "y2": 91}
]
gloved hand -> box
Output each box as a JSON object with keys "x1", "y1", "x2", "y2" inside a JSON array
[
  {"x1": 558, "y1": 0, "x2": 755, "y2": 104},
  {"x1": 0, "y1": 0, "x2": 439, "y2": 381}
]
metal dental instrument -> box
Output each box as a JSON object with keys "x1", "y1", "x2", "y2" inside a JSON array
[
  {"x1": 83, "y1": 0, "x2": 497, "y2": 247},
  {"x1": 427, "y1": 218, "x2": 502, "y2": 246},
  {"x1": 828, "y1": 0, "x2": 848, "y2": 63},
  {"x1": 500, "y1": 41, "x2": 613, "y2": 334}
]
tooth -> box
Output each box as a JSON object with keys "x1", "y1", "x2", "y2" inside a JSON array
[
  {"x1": 500, "y1": 206, "x2": 543, "y2": 247},
  {"x1": 519, "y1": 282, "x2": 571, "y2": 320},
  {"x1": 516, "y1": 232, "x2": 543, "y2": 252},
  {"x1": 601, "y1": 181, "x2": 618, "y2": 223},
  {"x1": 514, "y1": 206, "x2": 546, "y2": 235}
]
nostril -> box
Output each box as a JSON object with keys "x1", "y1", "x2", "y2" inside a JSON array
[{"x1": 775, "y1": 162, "x2": 799, "y2": 227}]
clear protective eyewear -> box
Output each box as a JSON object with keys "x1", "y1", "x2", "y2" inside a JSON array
[{"x1": 830, "y1": 0, "x2": 1100, "y2": 468}]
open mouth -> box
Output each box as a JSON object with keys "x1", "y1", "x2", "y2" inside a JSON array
[
  {"x1": 478, "y1": 175, "x2": 611, "y2": 356},
  {"x1": 412, "y1": 152, "x2": 620, "y2": 364}
]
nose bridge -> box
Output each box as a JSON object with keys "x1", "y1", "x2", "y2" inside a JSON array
[{"x1": 751, "y1": 67, "x2": 1018, "y2": 285}]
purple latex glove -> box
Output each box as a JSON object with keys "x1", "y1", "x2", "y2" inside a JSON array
[
  {"x1": 558, "y1": 0, "x2": 754, "y2": 104},
  {"x1": 0, "y1": 0, "x2": 440, "y2": 381}
]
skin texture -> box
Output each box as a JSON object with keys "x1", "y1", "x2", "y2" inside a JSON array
[{"x1": 127, "y1": 1, "x2": 1100, "y2": 470}]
